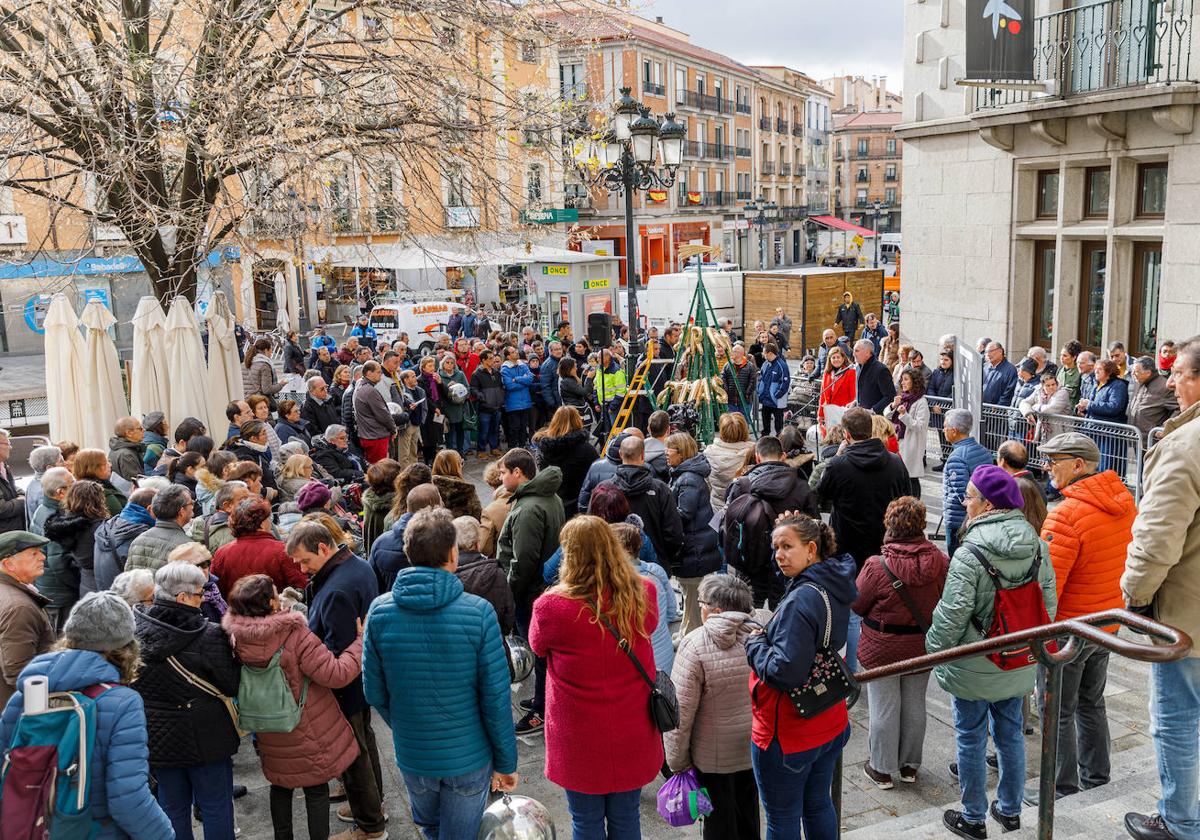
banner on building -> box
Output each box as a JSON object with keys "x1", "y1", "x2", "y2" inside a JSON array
[
  {"x1": 966, "y1": 0, "x2": 1034, "y2": 80},
  {"x1": 647, "y1": 190, "x2": 668, "y2": 203},
  {"x1": 686, "y1": 191, "x2": 702, "y2": 205}
]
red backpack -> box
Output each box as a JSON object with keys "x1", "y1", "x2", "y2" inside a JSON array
[{"x1": 962, "y1": 544, "x2": 1055, "y2": 670}]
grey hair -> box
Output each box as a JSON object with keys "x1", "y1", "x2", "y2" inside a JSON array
[
  {"x1": 944, "y1": 408, "x2": 975, "y2": 434},
  {"x1": 452, "y1": 515, "x2": 480, "y2": 551},
  {"x1": 854, "y1": 338, "x2": 875, "y2": 354},
  {"x1": 307, "y1": 376, "x2": 326, "y2": 392},
  {"x1": 1078, "y1": 350, "x2": 1096, "y2": 364},
  {"x1": 547, "y1": 341, "x2": 562, "y2": 352},
  {"x1": 214, "y1": 480, "x2": 248, "y2": 511},
  {"x1": 154, "y1": 561, "x2": 207, "y2": 597},
  {"x1": 1133, "y1": 355, "x2": 1157, "y2": 374},
  {"x1": 137, "y1": 475, "x2": 171, "y2": 494},
  {"x1": 167, "y1": 541, "x2": 212, "y2": 566},
  {"x1": 323, "y1": 424, "x2": 347, "y2": 440},
  {"x1": 698, "y1": 573, "x2": 753, "y2": 613},
  {"x1": 939, "y1": 334, "x2": 956, "y2": 350},
  {"x1": 278, "y1": 441, "x2": 308, "y2": 462},
  {"x1": 41, "y1": 466, "x2": 74, "y2": 498},
  {"x1": 1027, "y1": 346, "x2": 1048, "y2": 361},
  {"x1": 304, "y1": 369, "x2": 323, "y2": 381},
  {"x1": 110, "y1": 569, "x2": 155, "y2": 606},
  {"x1": 29, "y1": 445, "x2": 63, "y2": 474},
  {"x1": 151, "y1": 484, "x2": 192, "y2": 521}
]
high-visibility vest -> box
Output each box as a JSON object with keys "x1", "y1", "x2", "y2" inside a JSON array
[{"x1": 597, "y1": 367, "x2": 628, "y2": 403}]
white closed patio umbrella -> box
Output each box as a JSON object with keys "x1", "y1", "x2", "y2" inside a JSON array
[
  {"x1": 43, "y1": 293, "x2": 88, "y2": 445},
  {"x1": 129, "y1": 296, "x2": 171, "y2": 422},
  {"x1": 274, "y1": 273, "x2": 292, "y2": 334},
  {"x1": 79, "y1": 300, "x2": 129, "y2": 451},
  {"x1": 164, "y1": 296, "x2": 211, "y2": 430},
  {"x1": 204, "y1": 291, "x2": 242, "y2": 434}
]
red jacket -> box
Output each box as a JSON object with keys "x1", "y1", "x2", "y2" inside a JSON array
[
  {"x1": 212, "y1": 530, "x2": 308, "y2": 598},
  {"x1": 1041, "y1": 470, "x2": 1136, "y2": 627},
  {"x1": 456, "y1": 351, "x2": 481, "y2": 382},
  {"x1": 222, "y1": 611, "x2": 361, "y2": 788},
  {"x1": 819, "y1": 367, "x2": 856, "y2": 435},
  {"x1": 529, "y1": 579, "x2": 663, "y2": 795},
  {"x1": 852, "y1": 539, "x2": 949, "y2": 670}
]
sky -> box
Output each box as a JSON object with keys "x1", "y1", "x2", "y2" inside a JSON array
[{"x1": 637, "y1": 0, "x2": 904, "y2": 93}]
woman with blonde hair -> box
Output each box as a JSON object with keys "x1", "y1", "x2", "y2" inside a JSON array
[
  {"x1": 278, "y1": 454, "x2": 315, "y2": 503},
  {"x1": 872, "y1": 412, "x2": 900, "y2": 455},
  {"x1": 73, "y1": 448, "x2": 127, "y2": 515},
  {"x1": 704, "y1": 410, "x2": 755, "y2": 512},
  {"x1": 533, "y1": 405, "x2": 598, "y2": 518},
  {"x1": 195, "y1": 450, "x2": 237, "y2": 515},
  {"x1": 430, "y1": 449, "x2": 482, "y2": 519},
  {"x1": 530, "y1": 516, "x2": 663, "y2": 838}
]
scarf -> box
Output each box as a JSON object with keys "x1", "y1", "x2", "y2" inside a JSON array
[
  {"x1": 1159, "y1": 351, "x2": 1176, "y2": 373},
  {"x1": 119, "y1": 502, "x2": 155, "y2": 527},
  {"x1": 893, "y1": 382, "x2": 926, "y2": 441},
  {"x1": 421, "y1": 371, "x2": 440, "y2": 404}
]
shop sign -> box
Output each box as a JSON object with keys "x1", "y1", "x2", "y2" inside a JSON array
[
  {"x1": 582, "y1": 278, "x2": 610, "y2": 290},
  {"x1": 520, "y1": 208, "x2": 580, "y2": 224},
  {"x1": 722, "y1": 219, "x2": 749, "y2": 231},
  {"x1": 541, "y1": 265, "x2": 569, "y2": 276}
]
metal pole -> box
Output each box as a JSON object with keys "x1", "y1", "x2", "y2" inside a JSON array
[
  {"x1": 873, "y1": 207, "x2": 880, "y2": 268},
  {"x1": 1038, "y1": 660, "x2": 1063, "y2": 840},
  {"x1": 622, "y1": 146, "x2": 641, "y2": 381}
]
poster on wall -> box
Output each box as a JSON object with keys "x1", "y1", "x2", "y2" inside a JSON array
[{"x1": 966, "y1": 0, "x2": 1034, "y2": 80}]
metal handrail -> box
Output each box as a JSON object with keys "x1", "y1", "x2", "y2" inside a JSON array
[{"x1": 834, "y1": 609, "x2": 1192, "y2": 839}]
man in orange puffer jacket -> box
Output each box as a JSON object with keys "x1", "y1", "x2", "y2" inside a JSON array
[{"x1": 1031, "y1": 432, "x2": 1137, "y2": 805}]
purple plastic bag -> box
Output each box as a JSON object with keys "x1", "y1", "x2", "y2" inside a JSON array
[{"x1": 656, "y1": 768, "x2": 714, "y2": 827}]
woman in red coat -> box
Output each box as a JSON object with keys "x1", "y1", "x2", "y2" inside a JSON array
[
  {"x1": 211, "y1": 497, "x2": 308, "y2": 598},
  {"x1": 529, "y1": 515, "x2": 662, "y2": 838},
  {"x1": 818, "y1": 344, "x2": 857, "y2": 437},
  {"x1": 222, "y1": 575, "x2": 363, "y2": 840}
]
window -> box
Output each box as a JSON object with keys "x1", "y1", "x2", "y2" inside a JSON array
[
  {"x1": 559, "y1": 63, "x2": 585, "y2": 101},
  {"x1": 1037, "y1": 170, "x2": 1059, "y2": 219},
  {"x1": 886, "y1": 138, "x2": 897, "y2": 155},
  {"x1": 526, "y1": 164, "x2": 543, "y2": 202},
  {"x1": 363, "y1": 15, "x2": 385, "y2": 40},
  {"x1": 519, "y1": 40, "x2": 537, "y2": 62},
  {"x1": 696, "y1": 73, "x2": 705, "y2": 96},
  {"x1": 675, "y1": 67, "x2": 687, "y2": 104},
  {"x1": 885, "y1": 164, "x2": 897, "y2": 181},
  {"x1": 1084, "y1": 166, "x2": 1110, "y2": 218},
  {"x1": 835, "y1": 139, "x2": 842, "y2": 157},
  {"x1": 885, "y1": 187, "x2": 896, "y2": 204},
  {"x1": 857, "y1": 138, "x2": 868, "y2": 156},
  {"x1": 856, "y1": 166, "x2": 867, "y2": 182},
  {"x1": 1138, "y1": 162, "x2": 1168, "y2": 217},
  {"x1": 1130, "y1": 242, "x2": 1163, "y2": 356},
  {"x1": 446, "y1": 166, "x2": 468, "y2": 207},
  {"x1": 1032, "y1": 241, "x2": 1057, "y2": 348},
  {"x1": 1079, "y1": 241, "x2": 1107, "y2": 352},
  {"x1": 856, "y1": 188, "x2": 867, "y2": 204}
]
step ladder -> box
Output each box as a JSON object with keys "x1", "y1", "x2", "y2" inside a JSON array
[{"x1": 602, "y1": 341, "x2": 655, "y2": 454}]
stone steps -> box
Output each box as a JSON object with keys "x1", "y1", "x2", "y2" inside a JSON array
[{"x1": 842, "y1": 742, "x2": 1160, "y2": 840}]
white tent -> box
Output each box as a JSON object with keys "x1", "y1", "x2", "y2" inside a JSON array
[
  {"x1": 164, "y1": 297, "x2": 210, "y2": 429},
  {"x1": 204, "y1": 292, "x2": 243, "y2": 435},
  {"x1": 43, "y1": 294, "x2": 88, "y2": 444},
  {"x1": 79, "y1": 301, "x2": 129, "y2": 451},
  {"x1": 129, "y1": 296, "x2": 171, "y2": 421}
]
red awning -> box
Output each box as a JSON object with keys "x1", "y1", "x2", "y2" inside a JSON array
[{"x1": 808, "y1": 215, "x2": 876, "y2": 237}]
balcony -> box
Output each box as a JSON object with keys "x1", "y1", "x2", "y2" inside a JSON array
[
  {"x1": 736, "y1": 145, "x2": 752, "y2": 157},
  {"x1": 759, "y1": 117, "x2": 772, "y2": 131},
  {"x1": 792, "y1": 125, "x2": 804, "y2": 137},
  {"x1": 856, "y1": 172, "x2": 869, "y2": 182},
  {"x1": 735, "y1": 190, "x2": 752, "y2": 200},
  {"x1": 682, "y1": 90, "x2": 726, "y2": 112},
  {"x1": 707, "y1": 191, "x2": 731, "y2": 206},
  {"x1": 703, "y1": 142, "x2": 735, "y2": 160},
  {"x1": 973, "y1": 0, "x2": 1196, "y2": 111},
  {"x1": 780, "y1": 163, "x2": 791, "y2": 176},
  {"x1": 736, "y1": 102, "x2": 752, "y2": 115},
  {"x1": 328, "y1": 204, "x2": 405, "y2": 234},
  {"x1": 776, "y1": 118, "x2": 788, "y2": 133},
  {"x1": 762, "y1": 161, "x2": 776, "y2": 175},
  {"x1": 683, "y1": 140, "x2": 701, "y2": 158},
  {"x1": 885, "y1": 173, "x2": 897, "y2": 182},
  {"x1": 642, "y1": 82, "x2": 665, "y2": 97},
  {"x1": 777, "y1": 205, "x2": 808, "y2": 221}
]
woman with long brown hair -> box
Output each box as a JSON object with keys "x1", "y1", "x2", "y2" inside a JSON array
[
  {"x1": 242, "y1": 337, "x2": 283, "y2": 405},
  {"x1": 529, "y1": 516, "x2": 662, "y2": 838},
  {"x1": 533, "y1": 405, "x2": 598, "y2": 518},
  {"x1": 44, "y1": 479, "x2": 110, "y2": 596}
]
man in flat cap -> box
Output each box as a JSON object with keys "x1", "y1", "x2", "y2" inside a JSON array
[
  {"x1": 0, "y1": 530, "x2": 55, "y2": 706},
  {"x1": 1027, "y1": 432, "x2": 1136, "y2": 805}
]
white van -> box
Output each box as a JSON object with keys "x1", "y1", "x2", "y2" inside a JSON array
[
  {"x1": 622, "y1": 271, "x2": 742, "y2": 333},
  {"x1": 367, "y1": 301, "x2": 496, "y2": 354},
  {"x1": 879, "y1": 233, "x2": 901, "y2": 264}
]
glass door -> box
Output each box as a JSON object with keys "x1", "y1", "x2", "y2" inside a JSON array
[{"x1": 1078, "y1": 241, "x2": 1107, "y2": 353}]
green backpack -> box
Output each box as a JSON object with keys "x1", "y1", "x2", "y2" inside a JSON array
[{"x1": 236, "y1": 646, "x2": 309, "y2": 733}]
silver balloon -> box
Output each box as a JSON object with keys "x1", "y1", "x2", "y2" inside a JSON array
[
  {"x1": 477, "y1": 793, "x2": 556, "y2": 840},
  {"x1": 506, "y1": 635, "x2": 534, "y2": 684}
]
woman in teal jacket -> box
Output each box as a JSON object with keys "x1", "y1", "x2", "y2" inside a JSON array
[{"x1": 926, "y1": 465, "x2": 1057, "y2": 839}]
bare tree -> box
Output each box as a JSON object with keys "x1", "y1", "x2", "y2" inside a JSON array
[{"x1": 0, "y1": 0, "x2": 589, "y2": 304}]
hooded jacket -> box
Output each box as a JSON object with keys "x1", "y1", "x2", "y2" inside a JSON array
[
  {"x1": 665, "y1": 610, "x2": 759, "y2": 774},
  {"x1": 45, "y1": 511, "x2": 104, "y2": 595},
  {"x1": 576, "y1": 434, "x2": 626, "y2": 512},
  {"x1": 0, "y1": 570, "x2": 55, "y2": 707},
  {"x1": 728, "y1": 459, "x2": 821, "y2": 524},
  {"x1": 455, "y1": 550, "x2": 515, "y2": 637},
  {"x1": 703, "y1": 438, "x2": 755, "y2": 511},
  {"x1": 212, "y1": 530, "x2": 308, "y2": 599},
  {"x1": 0, "y1": 650, "x2": 173, "y2": 840},
  {"x1": 369, "y1": 511, "x2": 414, "y2": 592},
  {"x1": 852, "y1": 539, "x2": 949, "y2": 669},
  {"x1": 535, "y1": 429, "x2": 598, "y2": 518},
  {"x1": 242, "y1": 355, "x2": 283, "y2": 400},
  {"x1": 758, "y1": 354, "x2": 791, "y2": 408},
  {"x1": 835, "y1": 298, "x2": 863, "y2": 337},
  {"x1": 501, "y1": 360, "x2": 536, "y2": 411},
  {"x1": 498, "y1": 467, "x2": 566, "y2": 606},
  {"x1": 93, "y1": 506, "x2": 156, "y2": 592},
  {"x1": 539, "y1": 354, "x2": 563, "y2": 409},
  {"x1": 222, "y1": 610, "x2": 362, "y2": 788},
  {"x1": 363, "y1": 566, "x2": 517, "y2": 777},
  {"x1": 644, "y1": 437, "x2": 670, "y2": 482},
  {"x1": 1043, "y1": 470, "x2": 1136, "y2": 624},
  {"x1": 669, "y1": 455, "x2": 722, "y2": 579},
  {"x1": 926, "y1": 509, "x2": 1057, "y2": 701},
  {"x1": 817, "y1": 438, "x2": 911, "y2": 569},
  {"x1": 747, "y1": 553, "x2": 858, "y2": 753},
  {"x1": 943, "y1": 436, "x2": 994, "y2": 541},
  {"x1": 361, "y1": 487, "x2": 395, "y2": 558},
  {"x1": 109, "y1": 436, "x2": 147, "y2": 481},
  {"x1": 432, "y1": 474, "x2": 483, "y2": 520},
  {"x1": 131, "y1": 598, "x2": 241, "y2": 767},
  {"x1": 605, "y1": 464, "x2": 683, "y2": 574}
]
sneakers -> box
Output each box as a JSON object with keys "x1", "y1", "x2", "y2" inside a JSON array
[
  {"x1": 331, "y1": 829, "x2": 388, "y2": 840},
  {"x1": 989, "y1": 801, "x2": 1020, "y2": 833},
  {"x1": 863, "y1": 764, "x2": 894, "y2": 790},
  {"x1": 515, "y1": 710, "x2": 544, "y2": 735},
  {"x1": 950, "y1": 754, "x2": 999, "y2": 779},
  {"x1": 1124, "y1": 812, "x2": 1178, "y2": 840},
  {"x1": 518, "y1": 698, "x2": 536, "y2": 713},
  {"x1": 899, "y1": 766, "x2": 918, "y2": 784},
  {"x1": 943, "y1": 809, "x2": 987, "y2": 839},
  {"x1": 336, "y1": 807, "x2": 389, "y2": 827}
]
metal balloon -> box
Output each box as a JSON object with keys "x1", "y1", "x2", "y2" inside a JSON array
[
  {"x1": 477, "y1": 793, "x2": 556, "y2": 840},
  {"x1": 506, "y1": 635, "x2": 534, "y2": 684}
]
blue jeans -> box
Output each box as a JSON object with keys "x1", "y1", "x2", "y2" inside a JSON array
[
  {"x1": 563, "y1": 788, "x2": 642, "y2": 840},
  {"x1": 1151, "y1": 657, "x2": 1200, "y2": 839},
  {"x1": 952, "y1": 695, "x2": 1024, "y2": 825},
  {"x1": 401, "y1": 763, "x2": 492, "y2": 840},
  {"x1": 845, "y1": 611, "x2": 862, "y2": 673},
  {"x1": 155, "y1": 758, "x2": 235, "y2": 840},
  {"x1": 477, "y1": 409, "x2": 500, "y2": 452},
  {"x1": 751, "y1": 726, "x2": 850, "y2": 840},
  {"x1": 445, "y1": 422, "x2": 466, "y2": 455}
]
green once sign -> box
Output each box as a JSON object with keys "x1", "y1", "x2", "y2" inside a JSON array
[{"x1": 521, "y1": 208, "x2": 580, "y2": 224}]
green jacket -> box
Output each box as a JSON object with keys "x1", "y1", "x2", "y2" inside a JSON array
[
  {"x1": 32, "y1": 498, "x2": 79, "y2": 611},
  {"x1": 1057, "y1": 365, "x2": 1081, "y2": 408},
  {"x1": 498, "y1": 467, "x2": 565, "y2": 607},
  {"x1": 438, "y1": 369, "x2": 470, "y2": 424},
  {"x1": 926, "y1": 509, "x2": 1057, "y2": 702},
  {"x1": 362, "y1": 488, "x2": 395, "y2": 558}
]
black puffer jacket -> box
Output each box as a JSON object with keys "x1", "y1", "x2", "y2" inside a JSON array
[
  {"x1": 726, "y1": 460, "x2": 820, "y2": 523},
  {"x1": 230, "y1": 442, "x2": 278, "y2": 493},
  {"x1": 132, "y1": 598, "x2": 241, "y2": 768},
  {"x1": 815, "y1": 438, "x2": 911, "y2": 569},
  {"x1": 454, "y1": 550, "x2": 515, "y2": 636},
  {"x1": 310, "y1": 438, "x2": 363, "y2": 485},
  {"x1": 44, "y1": 512, "x2": 103, "y2": 594},
  {"x1": 605, "y1": 464, "x2": 683, "y2": 574},
  {"x1": 535, "y1": 430, "x2": 598, "y2": 518},
  {"x1": 668, "y1": 455, "x2": 721, "y2": 579}
]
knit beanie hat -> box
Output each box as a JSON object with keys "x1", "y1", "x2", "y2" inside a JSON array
[
  {"x1": 970, "y1": 464, "x2": 1025, "y2": 511},
  {"x1": 296, "y1": 481, "x2": 332, "y2": 512},
  {"x1": 62, "y1": 591, "x2": 136, "y2": 652},
  {"x1": 1019, "y1": 358, "x2": 1039, "y2": 375}
]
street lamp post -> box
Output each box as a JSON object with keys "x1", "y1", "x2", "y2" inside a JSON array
[
  {"x1": 745, "y1": 196, "x2": 778, "y2": 270},
  {"x1": 571, "y1": 87, "x2": 684, "y2": 379},
  {"x1": 870, "y1": 199, "x2": 884, "y2": 267}
]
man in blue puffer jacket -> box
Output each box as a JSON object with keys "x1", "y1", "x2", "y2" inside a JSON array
[
  {"x1": 500, "y1": 347, "x2": 535, "y2": 448},
  {"x1": 942, "y1": 408, "x2": 994, "y2": 559},
  {"x1": 757, "y1": 343, "x2": 792, "y2": 436},
  {"x1": 363, "y1": 507, "x2": 518, "y2": 837},
  {"x1": 0, "y1": 593, "x2": 174, "y2": 840}
]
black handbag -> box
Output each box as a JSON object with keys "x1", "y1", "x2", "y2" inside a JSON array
[
  {"x1": 786, "y1": 583, "x2": 860, "y2": 718},
  {"x1": 594, "y1": 605, "x2": 679, "y2": 733}
]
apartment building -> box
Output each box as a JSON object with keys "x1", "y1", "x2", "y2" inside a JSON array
[
  {"x1": 832, "y1": 109, "x2": 904, "y2": 233},
  {"x1": 755, "y1": 67, "x2": 835, "y2": 214},
  {"x1": 822, "y1": 74, "x2": 903, "y2": 113},
  {"x1": 747, "y1": 71, "x2": 814, "y2": 267},
  {"x1": 900, "y1": 0, "x2": 1199, "y2": 358}
]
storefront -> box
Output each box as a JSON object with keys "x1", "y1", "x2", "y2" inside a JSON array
[{"x1": 527, "y1": 255, "x2": 622, "y2": 338}]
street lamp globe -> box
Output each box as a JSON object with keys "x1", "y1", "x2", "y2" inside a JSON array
[
  {"x1": 754, "y1": 196, "x2": 765, "y2": 213},
  {"x1": 629, "y1": 107, "x2": 660, "y2": 165},
  {"x1": 613, "y1": 87, "x2": 640, "y2": 142},
  {"x1": 765, "y1": 202, "x2": 779, "y2": 220},
  {"x1": 600, "y1": 130, "x2": 621, "y2": 168},
  {"x1": 657, "y1": 113, "x2": 686, "y2": 168}
]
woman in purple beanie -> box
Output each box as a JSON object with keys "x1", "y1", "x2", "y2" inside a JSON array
[{"x1": 924, "y1": 464, "x2": 1057, "y2": 839}]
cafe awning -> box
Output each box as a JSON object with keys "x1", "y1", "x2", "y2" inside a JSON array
[{"x1": 807, "y1": 215, "x2": 877, "y2": 238}]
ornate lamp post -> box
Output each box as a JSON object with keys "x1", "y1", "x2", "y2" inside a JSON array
[{"x1": 745, "y1": 196, "x2": 778, "y2": 269}]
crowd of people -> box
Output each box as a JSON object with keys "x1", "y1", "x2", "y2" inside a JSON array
[{"x1": 0, "y1": 309, "x2": 1198, "y2": 840}]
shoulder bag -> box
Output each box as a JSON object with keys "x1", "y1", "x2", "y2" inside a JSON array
[
  {"x1": 786, "y1": 583, "x2": 860, "y2": 718},
  {"x1": 593, "y1": 603, "x2": 679, "y2": 733},
  {"x1": 167, "y1": 655, "x2": 247, "y2": 737},
  {"x1": 862, "y1": 558, "x2": 931, "y2": 634}
]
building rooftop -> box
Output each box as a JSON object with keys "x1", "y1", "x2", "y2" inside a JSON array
[{"x1": 833, "y1": 110, "x2": 903, "y2": 130}]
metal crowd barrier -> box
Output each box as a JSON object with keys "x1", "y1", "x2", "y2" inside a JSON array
[{"x1": 0, "y1": 395, "x2": 50, "y2": 429}]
